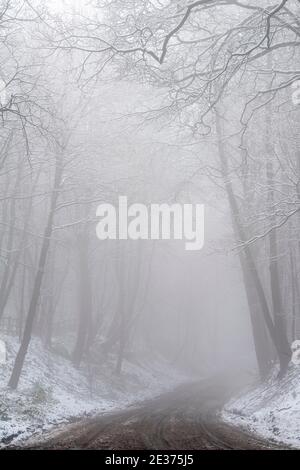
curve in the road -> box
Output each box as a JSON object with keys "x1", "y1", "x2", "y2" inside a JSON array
[{"x1": 21, "y1": 380, "x2": 288, "y2": 450}]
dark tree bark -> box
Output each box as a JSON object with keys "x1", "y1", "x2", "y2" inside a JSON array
[
  {"x1": 216, "y1": 113, "x2": 277, "y2": 378},
  {"x1": 266, "y1": 160, "x2": 291, "y2": 377},
  {"x1": 8, "y1": 157, "x2": 62, "y2": 389}
]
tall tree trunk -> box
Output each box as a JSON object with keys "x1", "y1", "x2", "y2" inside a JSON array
[
  {"x1": 72, "y1": 233, "x2": 92, "y2": 367},
  {"x1": 8, "y1": 157, "x2": 62, "y2": 389},
  {"x1": 18, "y1": 262, "x2": 27, "y2": 341},
  {"x1": 115, "y1": 241, "x2": 142, "y2": 374},
  {"x1": 265, "y1": 73, "x2": 291, "y2": 376},
  {"x1": 266, "y1": 161, "x2": 291, "y2": 377},
  {"x1": 0, "y1": 162, "x2": 22, "y2": 319},
  {"x1": 216, "y1": 113, "x2": 275, "y2": 378},
  {"x1": 0, "y1": 167, "x2": 40, "y2": 321},
  {"x1": 44, "y1": 254, "x2": 69, "y2": 349}
]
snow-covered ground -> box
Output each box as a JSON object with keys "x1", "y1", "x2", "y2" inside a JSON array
[
  {"x1": 0, "y1": 334, "x2": 188, "y2": 447},
  {"x1": 222, "y1": 366, "x2": 300, "y2": 449}
]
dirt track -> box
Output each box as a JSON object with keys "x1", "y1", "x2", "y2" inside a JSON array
[{"x1": 24, "y1": 380, "x2": 287, "y2": 450}]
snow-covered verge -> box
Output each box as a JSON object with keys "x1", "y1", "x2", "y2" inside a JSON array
[
  {"x1": 0, "y1": 334, "x2": 188, "y2": 447},
  {"x1": 222, "y1": 366, "x2": 300, "y2": 449}
]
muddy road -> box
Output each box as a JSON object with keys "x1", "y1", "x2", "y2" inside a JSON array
[{"x1": 24, "y1": 380, "x2": 285, "y2": 450}]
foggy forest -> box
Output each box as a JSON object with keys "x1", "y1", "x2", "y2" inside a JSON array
[{"x1": 0, "y1": 0, "x2": 300, "y2": 452}]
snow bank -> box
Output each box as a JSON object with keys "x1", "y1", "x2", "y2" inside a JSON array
[
  {"x1": 222, "y1": 366, "x2": 300, "y2": 449},
  {"x1": 0, "y1": 334, "x2": 187, "y2": 447}
]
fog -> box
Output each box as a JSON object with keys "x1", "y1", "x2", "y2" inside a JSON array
[{"x1": 0, "y1": 1, "x2": 299, "y2": 446}]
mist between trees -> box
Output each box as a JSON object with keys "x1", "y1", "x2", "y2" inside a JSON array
[{"x1": 0, "y1": 0, "x2": 299, "y2": 391}]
